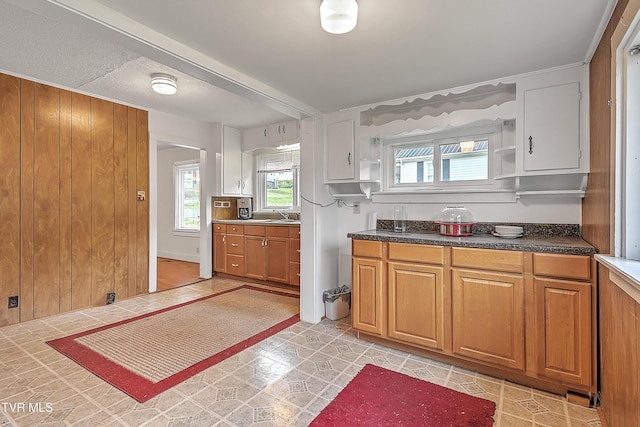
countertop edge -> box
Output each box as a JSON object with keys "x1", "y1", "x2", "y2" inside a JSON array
[{"x1": 348, "y1": 230, "x2": 595, "y2": 255}]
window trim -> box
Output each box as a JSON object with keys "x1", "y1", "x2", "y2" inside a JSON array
[
  {"x1": 255, "y1": 150, "x2": 301, "y2": 212},
  {"x1": 383, "y1": 125, "x2": 499, "y2": 192},
  {"x1": 173, "y1": 160, "x2": 200, "y2": 233}
]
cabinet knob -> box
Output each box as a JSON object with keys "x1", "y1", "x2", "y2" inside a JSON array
[
  {"x1": 528, "y1": 136, "x2": 533, "y2": 154},
  {"x1": 231, "y1": 243, "x2": 239, "y2": 247}
]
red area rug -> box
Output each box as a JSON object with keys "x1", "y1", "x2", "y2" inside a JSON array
[
  {"x1": 47, "y1": 285, "x2": 299, "y2": 402},
  {"x1": 310, "y1": 364, "x2": 496, "y2": 426}
]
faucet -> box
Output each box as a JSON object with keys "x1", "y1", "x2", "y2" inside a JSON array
[{"x1": 274, "y1": 209, "x2": 290, "y2": 221}]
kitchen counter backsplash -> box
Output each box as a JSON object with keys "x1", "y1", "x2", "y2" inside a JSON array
[{"x1": 376, "y1": 220, "x2": 581, "y2": 238}]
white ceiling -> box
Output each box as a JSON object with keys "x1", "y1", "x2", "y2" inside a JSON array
[{"x1": 0, "y1": 0, "x2": 615, "y2": 129}]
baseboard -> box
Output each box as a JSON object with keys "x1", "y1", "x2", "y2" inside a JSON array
[{"x1": 157, "y1": 251, "x2": 199, "y2": 263}]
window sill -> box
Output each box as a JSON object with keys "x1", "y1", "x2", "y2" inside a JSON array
[
  {"x1": 173, "y1": 229, "x2": 200, "y2": 238},
  {"x1": 596, "y1": 254, "x2": 640, "y2": 304}
]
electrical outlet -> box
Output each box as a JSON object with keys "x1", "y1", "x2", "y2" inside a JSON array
[
  {"x1": 8, "y1": 295, "x2": 18, "y2": 309},
  {"x1": 106, "y1": 292, "x2": 116, "y2": 305},
  {"x1": 353, "y1": 202, "x2": 360, "y2": 214}
]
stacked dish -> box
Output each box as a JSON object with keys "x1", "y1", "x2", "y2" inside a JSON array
[{"x1": 492, "y1": 225, "x2": 524, "y2": 239}]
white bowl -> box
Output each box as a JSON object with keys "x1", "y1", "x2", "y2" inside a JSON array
[{"x1": 495, "y1": 225, "x2": 523, "y2": 234}]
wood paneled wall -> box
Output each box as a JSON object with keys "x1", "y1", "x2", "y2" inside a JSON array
[
  {"x1": 582, "y1": 0, "x2": 630, "y2": 254},
  {"x1": 598, "y1": 265, "x2": 640, "y2": 426},
  {"x1": 0, "y1": 73, "x2": 149, "y2": 327}
]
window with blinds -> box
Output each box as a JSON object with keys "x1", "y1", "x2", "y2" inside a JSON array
[{"x1": 255, "y1": 149, "x2": 300, "y2": 210}]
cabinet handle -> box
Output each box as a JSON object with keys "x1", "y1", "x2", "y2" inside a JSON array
[
  {"x1": 222, "y1": 235, "x2": 226, "y2": 244},
  {"x1": 231, "y1": 243, "x2": 239, "y2": 247},
  {"x1": 528, "y1": 136, "x2": 533, "y2": 154},
  {"x1": 297, "y1": 273, "x2": 301, "y2": 277},
  {"x1": 242, "y1": 181, "x2": 245, "y2": 190},
  {"x1": 237, "y1": 180, "x2": 241, "y2": 188},
  {"x1": 282, "y1": 124, "x2": 286, "y2": 134},
  {"x1": 231, "y1": 263, "x2": 239, "y2": 267},
  {"x1": 264, "y1": 238, "x2": 268, "y2": 248},
  {"x1": 264, "y1": 128, "x2": 267, "y2": 137},
  {"x1": 296, "y1": 249, "x2": 301, "y2": 253},
  {"x1": 347, "y1": 152, "x2": 352, "y2": 165}
]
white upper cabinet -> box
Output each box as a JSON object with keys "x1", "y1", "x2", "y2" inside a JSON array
[
  {"x1": 268, "y1": 119, "x2": 299, "y2": 144},
  {"x1": 242, "y1": 125, "x2": 268, "y2": 151},
  {"x1": 222, "y1": 126, "x2": 252, "y2": 196},
  {"x1": 516, "y1": 65, "x2": 587, "y2": 176},
  {"x1": 326, "y1": 120, "x2": 355, "y2": 181}
]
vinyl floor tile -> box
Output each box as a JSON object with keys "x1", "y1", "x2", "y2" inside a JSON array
[{"x1": 0, "y1": 278, "x2": 601, "y2": 426}]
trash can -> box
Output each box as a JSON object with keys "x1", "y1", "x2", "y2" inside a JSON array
[{"x1": 323, "y1": 285, "x2": 351, "y2": 320}]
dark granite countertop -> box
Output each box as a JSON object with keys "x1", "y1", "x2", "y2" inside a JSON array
[{"x1": 347, "y1": 229, "x2": 595, "y2": 255}]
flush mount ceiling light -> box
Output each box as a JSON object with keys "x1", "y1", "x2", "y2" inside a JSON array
[
  {"x1": 151, "y1": 73, "x2": 177, "y2": 95},
  {"x1": 320, "y1": 0, "x2": 358, "y2": 34}
]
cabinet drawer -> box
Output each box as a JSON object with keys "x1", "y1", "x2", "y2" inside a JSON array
[
  {"x1": 213, "y1": 223, "x2": 226, "y2": 233},
  {"x1": 533, "y1": 253, "x2": 590, "y2": 280},
  {"x1": 353, "y1": 240, "x2": 383, "y2": 258},
  {"x1": 266, "y1": 226, "x2": 289, "y2": 237},
  {"x1": 226, "y1": 235, "x2": 244, "y2": 255},
  {"x1": 289, "y1": 226, "x2": 301, "y2": 238},
  {"x1": 226, "y1": 255, "x2": 245, "y2": 275},
  {"x1": 290, "y1": 239, "x2": 300, "y2": 262},
  {"x1": 388, "y1": 243, "x2": 444, "y2": 265},
  {"x1": 227, "y1": 224, "x2": 244, "y2": 235},
  {"x1": 452, "y1": 247, "x2": 523, "y2": 273},
  {"x1": 290, "y1": 262, "x2": 300, "y2": 286},
  {"x1": 244, "y1": 225, "x2": 265, "y2": 236}
]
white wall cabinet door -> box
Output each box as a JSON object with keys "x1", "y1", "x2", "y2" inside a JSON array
[
  {"x1": 522, "y1": 82, "x2": 581, "y2": 172},
  {"x1": 241, "y1": 151, "x2": 253, "y2": 195},
  {"x1": 222, "y1": 126, "x2": 253, "y2": 196},
  {"x1": 268, "y1": 120, "x2": 299, "y2": 144},
  {"x1": 223, "y1": 126, "x2": 243, "y2": 195},
  {"x1": 326, "y1": 120, "x2": 355, "y2": 181},
  {"x1": 242, "y1": 126, "x2": 268, "y2": 151}
]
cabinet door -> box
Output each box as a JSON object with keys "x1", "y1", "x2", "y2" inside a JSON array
[
  {"x1": 244, "y1": 236, "x2": 266, "y2": 279},
  {"x1": 388, "y1": 262, "x2": 445, "y2": 351},
  {"x1": 280, "y1": 119, "x2": 298, "y2": 142},
  {"x1": 352, "y1": 257, "x2": 385, "y2": 335},
  {"x1": 222, "y1": 126, "x2": 242, "y2": 195},
  {"x1": 266, "y1": 237, "x2": 289, "y2": 283},
  {"x1": 241, "y1": 151, "x2": 253, "y2": 196},
  {"x1": 533, "y1": 277, "x2": 591, "y2": 386},
  {"x1": 452, "y1": 269, "x2": 525, "y2": 370},
  {"x1": 213, "y1": 233, "x2": 226, "y2": 273},
  {"x1": 326, "y1": 120, "x2": 355, "y2": 180},
  {"x1": 242, "y1": 126, "x2": 268, "y2": 151},
  {"x1": 523, "y1": 82, "x2": 580, "y2": 172}
]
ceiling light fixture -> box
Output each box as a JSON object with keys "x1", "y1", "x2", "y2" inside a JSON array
[
  {"x1": 151, "y1": 73, "x2": 177, "y2": 95},
  {"x1": 320, "y1": 0, "x2": 358, "y2": 35}
]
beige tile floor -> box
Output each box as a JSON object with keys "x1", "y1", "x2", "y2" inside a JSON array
[{"x1": 0, "y1": 278, "x2": 601, "y2": 426}]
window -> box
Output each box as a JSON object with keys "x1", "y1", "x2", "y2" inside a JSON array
[
  {"x1": 256, "y1": 149, "x2": 300, "y2": 211},
  {"x1": 616, "y1": 27, "x2": 640, "y2": 261},
  {"x1": 385, "y1": 127, "x2": 493, "y2": 191},
  {"x1": 174, "y1": 161, "x2": 200, "y2": 231}
]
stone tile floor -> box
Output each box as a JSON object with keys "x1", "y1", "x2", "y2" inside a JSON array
[{"x1": 0, "y1": 278, "x2": 601, "y2": 426}]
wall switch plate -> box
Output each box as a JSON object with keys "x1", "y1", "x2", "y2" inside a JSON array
[
  {"x1": 353, "y1": 202, "x2": 360, "y2": 214},
  {"x1": 8, "y1": 296, "x2": 18, "y2": 309}
]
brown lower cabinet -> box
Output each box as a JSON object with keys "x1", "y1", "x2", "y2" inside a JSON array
[
  {"x1": 214, "y1": 223, "x2": 298, "y2": 286},
  {"x1": 351, "y1": 239, "x2": 595, "y2": 399}
]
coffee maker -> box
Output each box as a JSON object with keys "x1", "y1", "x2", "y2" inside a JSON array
[{"x1": 237, "y1": 198, "x2": 252, "y2": 219}]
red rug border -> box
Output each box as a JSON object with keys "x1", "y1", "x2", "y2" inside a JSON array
[{"x1": 46, "y1": 285, "x2": 300, "y2": 403}]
